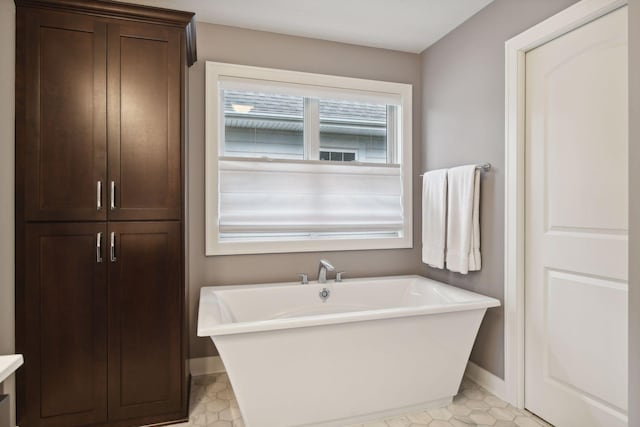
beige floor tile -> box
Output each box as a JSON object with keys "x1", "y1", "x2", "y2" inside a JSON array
[
  {"x1": 384, "y1": 416, "x2": 411, "y2": 427},
  {"x1": 489, "y1": 407, "x2": 516, "y2": 421},
  {"x1": 205, "y1": 413, "x2": 222, "y2": 425},
  {"x1": 469, "y1": 410, "x2": 496, "y2": 425},
  {"x1": 217, "y1": 388, "x2": 235, "y2": 400},
  {"x1": 406, "y1": 411, "x2": 433, "y2": 424},
  {"x1": 514, "y1": 416, "x2": 544, "y2": 427},
  {"x1": 448, "y1": 403, "x2": 471, "y2": 417},
  {"x1": 450, "y1": 416, "x2": 475, "y2": 426},
  {"x1": 485, "y1": 395, "x2": 509, "y2": 409},
  {"x1": 183, "y1": 374, "x2": 548, "y2": 427},
  {"x1": 505, "y1": 405, "x2": 528, "y2": 418},
  {"x1": 206, "y1": 400, "x2": 228, "y2": 413},
  {"x1": 219, "y1": 407, "x2": 242, "y2": 421},
  {"x1": 464, "y1": 399, "x2": 490, "y2": 410},
  {"x1": 461, "y1": 388, "x2": 485, "y2": 400},
  {"x1": 427, "y1": 407, "x2": 452, "y2": 421}
]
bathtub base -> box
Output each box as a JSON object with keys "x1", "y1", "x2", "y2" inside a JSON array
[
  {"x1": 302, "y1": 397, "x2": 453, "y2": 427},
  {"x1": 214, "y1": 310, "x2": 485, "y2": 427}
]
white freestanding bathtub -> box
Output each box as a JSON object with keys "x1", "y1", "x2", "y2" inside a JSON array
[{"x1": 197, "y1": 275, "x2": 500, "y2": 427}]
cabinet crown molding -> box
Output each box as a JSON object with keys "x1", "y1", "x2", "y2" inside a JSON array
[{"x1": 14, "y1": 0, "x2": 197, "y2": 66}]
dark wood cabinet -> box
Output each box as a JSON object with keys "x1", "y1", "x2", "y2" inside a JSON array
[
  {"x1": 20, "y1": 10, "x2": 183, "y2": 223},
  {"x1": 23, "y1": 223, "x2": 108, "y2": 427},
  {"x1": 107, "y1": 222, "x2": 182, "y2": 420},
  {"x1": 22, "y1": 10, "x2": 107, "y2": 222},
  {"x1": 107, "y1": 23, "x2": 182, "y2": 221},
  {"x1": 15, "y1": 1, "x2": 195, "y2": 426}
]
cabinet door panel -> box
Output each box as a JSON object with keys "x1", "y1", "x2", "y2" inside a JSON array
[
  {"x1": 22, "y1": 10, "x2": 107, "y2": 221},
  {"x1": 24, "y1": 223, "x2": 108, "y2": 427},
  {"x1": 108, "y1": 23, "x2": 181, "y2": 220},
  {"x1": 107, "y1": 222, "x2": 183, "y2": 419}
]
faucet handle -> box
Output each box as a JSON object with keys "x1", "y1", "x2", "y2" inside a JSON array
[
  {"x1": 335, "y1": 271, "x2": 346, "y2": 283},
  {"x1": 297, "y1": 273, "x2": 309, "y2": 285}
]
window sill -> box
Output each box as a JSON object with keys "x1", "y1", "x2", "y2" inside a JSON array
[{"x1": 205, "y1": 235, "x2": 413, "y2": 256}]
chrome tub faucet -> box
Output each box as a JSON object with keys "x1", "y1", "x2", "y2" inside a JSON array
[{"x1": 317, "y1": 259, "x2": 335, "y2": 284}]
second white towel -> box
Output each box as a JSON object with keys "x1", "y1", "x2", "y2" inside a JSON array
[{"x1": 446, "y1": 165, "x2": 481, "y2": 274}]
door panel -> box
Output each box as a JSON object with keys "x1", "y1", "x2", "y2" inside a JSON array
[
  {"x1": 107, "y1": 23, "x2": 181, "y2": 221},
  {"x1": 23, "y1": 11, "x2": 107, "y2": 221},
  {"x1": 525, "y1": 6, "x2": 628, "y2": 427},
  {"x1": 24, "y1": 223, "x2": 107, "y2": 427},
  {"x1": 107, "y1": 222, "x2": 182, "y2": 419},
  {"x1": 545, "y1": 270, "x2": 627, "y2": 411}
]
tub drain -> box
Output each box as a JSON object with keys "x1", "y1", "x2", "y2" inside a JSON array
[{"x1": 319, "y1": 287, "x2": 330, "y2": 302}]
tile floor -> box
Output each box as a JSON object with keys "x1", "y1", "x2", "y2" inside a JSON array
[{"x1": 176, "y1": 373, "x2": 552, "y2": 427}]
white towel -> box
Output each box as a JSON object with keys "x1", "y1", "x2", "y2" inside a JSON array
[
  {"x1": 421, "y1": 169, "x2": 448, "y2": 268},
  {"x1": 446, "y1": 165, "x2": 481, "y2": 274}
]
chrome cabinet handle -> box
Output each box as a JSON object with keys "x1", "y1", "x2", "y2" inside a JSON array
[
  {"x1": 96, "y1": 232, "x2": 103, "y2": 263},
  {"x1": 110, "y1": 181, "x2": 116, "y2": 210},
  {"x1": 97, "y1": 181, "x2": 102, "y2": 211},
  {"x1": 110, "y1": 232, "x2": 116, "y2": 262}
]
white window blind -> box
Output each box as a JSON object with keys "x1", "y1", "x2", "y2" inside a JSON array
[{"x1": 218, "y1": 158, "x2": 403, "y2": 236}]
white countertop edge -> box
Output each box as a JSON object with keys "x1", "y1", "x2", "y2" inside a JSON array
[{"x1": 0, "y1": 355, "x2": 24, "y2": 384}]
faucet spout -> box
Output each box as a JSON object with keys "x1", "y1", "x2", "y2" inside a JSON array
[{"x1": 317, "y1": 259, "x2": 335, "y2": 284}]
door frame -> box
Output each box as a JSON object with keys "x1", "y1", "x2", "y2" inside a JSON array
[{"x1": 503, "y1": 0, "x2": 628, "y2": 408}]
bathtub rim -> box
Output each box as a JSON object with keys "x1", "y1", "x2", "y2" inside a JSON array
[{"x1": 197, "y1": 274, "x2": 500, "y2": 337}]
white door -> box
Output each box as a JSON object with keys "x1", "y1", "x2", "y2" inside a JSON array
[{"x1": 525, "y1": 5, "x2": 628, "y2": 427}]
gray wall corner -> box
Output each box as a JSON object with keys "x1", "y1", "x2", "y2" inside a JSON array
[{"x1": 418, "y1": 0, "x2": 580, "y2": 379}]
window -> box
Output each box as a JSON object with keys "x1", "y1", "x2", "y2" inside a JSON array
[
  {"x1": 223, "y1": 90, "x2": 304, "y2": 159},
  {"x1": 221, "y1": 92, "x2": 391, "y2": 163},
  {"x1": 206, "y1": 62, "x2": 413, "y2": 255}
]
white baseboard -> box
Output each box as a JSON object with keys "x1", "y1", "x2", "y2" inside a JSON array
[
  {"x1": 189, "y1": 356, "x2": 226, "y2": 377},
  {"x1": 464, "y1": 361, "x2": 507, "y2": 401}
]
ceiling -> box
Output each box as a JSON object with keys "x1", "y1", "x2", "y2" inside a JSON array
[{"x1": 119, "y1": 0, "x2": 494, "y2": 53}]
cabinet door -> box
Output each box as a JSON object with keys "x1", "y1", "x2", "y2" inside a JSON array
[
  {"x1": 23, "y1": 223, "x2": 108, "y2": 427},
  {"x1": 20, "y1": 10, "x2": 107, "y2": 221},
  {"x1": 107, "y1": 22, "x2": 182, "y2": 221},
  {"x1": 107, "y1": 222, "x2": 183, "y2": 419}
]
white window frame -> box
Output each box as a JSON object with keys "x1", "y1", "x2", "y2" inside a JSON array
[{"x1": 205, "y1": 61, "x2": 413, "y2": 256}]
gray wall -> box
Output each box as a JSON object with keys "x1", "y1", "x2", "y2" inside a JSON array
[
  {"x1": 420, "y1": 0, "x2": 579, "y2": 378},
  {"x1": 629, "y1": 0, "x2": 639, "y2": 424},
  {"x1": 188, "y1": 23, "x2": 423, "y2": 358},
  {"x1": 0, "y1": 0, "x2": 16, "y2": 425}
]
